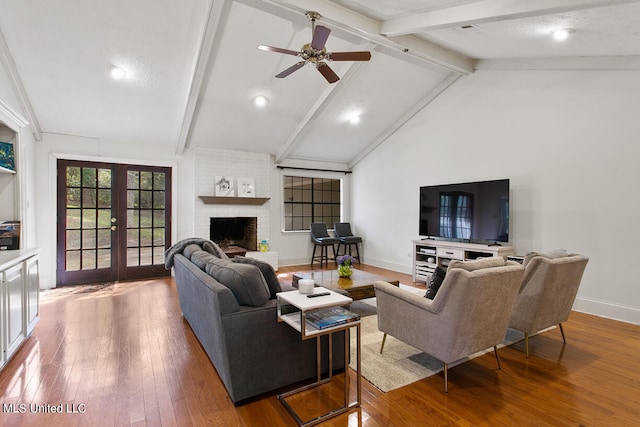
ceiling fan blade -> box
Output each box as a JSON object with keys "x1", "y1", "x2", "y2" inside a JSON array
[
  {"x1": 258, "y1": 45, "x2": 300, "y2": 56},
  {"x1": 275, "y1": 61, "x2": 306, "y2": 78},
  {"x1": 328, "y1": 51, "x2": 372, "y2": 61},
  {"x1": 311, "y1": 25, "x2": 331, "y2": 50},
  {"x1": 317, "y1": 62, "x2": 339, "y2": 84}
]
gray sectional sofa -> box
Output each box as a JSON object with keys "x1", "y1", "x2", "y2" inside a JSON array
[{"x1": 165, "y1": 238, "x2": 346, "y2": 405}]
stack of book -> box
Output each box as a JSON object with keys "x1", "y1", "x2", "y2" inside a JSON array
[{"x1": 305, "y1": 306, "x2": 360, "y2": 330}]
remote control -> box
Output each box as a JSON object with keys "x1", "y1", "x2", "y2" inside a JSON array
[{"x1": 307, "y1": 292, "x2": 331, "y2": 298}]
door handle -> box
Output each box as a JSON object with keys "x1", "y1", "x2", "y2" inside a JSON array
[{"x1": 111, "y1": 225, "x2": 117, "y2": 231}]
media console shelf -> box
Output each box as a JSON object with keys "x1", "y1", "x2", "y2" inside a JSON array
[{"x1": 412, "y1": 239, "x2": 514, "y2": 283}]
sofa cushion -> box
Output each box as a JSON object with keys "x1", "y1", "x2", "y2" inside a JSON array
[
  {"x1": 232, "y1": 256, "x2": 282, "y2": 299},
  {"x1": 448, "y1": 256, "x2": 505, "y2": 272},
  {"x1": 183, "y1": 243, "x2": 204, "y2": 259},
  {"x1": 203, "y1": 241, "x2": 229, "y2": 259},
  {"x1": 205, "y1": 258, "x2": 271, "y2": 306},
  {"x1": 424, "y1": 266, "x2": 446, "y2": 300},
  {"x1": 190, "y1": 250, "x2": 220, "y2": 270},
  {"x1": 523, "y1": 249, "x2": 568, "y2": 267}
]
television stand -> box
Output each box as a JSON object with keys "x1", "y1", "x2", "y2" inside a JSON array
[{"x1": 412, "y1": 239, "x2": 514, "y2": 283}]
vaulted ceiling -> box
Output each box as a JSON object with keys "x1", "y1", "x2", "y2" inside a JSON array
[{"x1": 1, "y1": 0, "x2": 639, "y2": 168}]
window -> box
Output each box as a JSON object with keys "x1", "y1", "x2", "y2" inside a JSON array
[
  {"x1": 283, "y1": 175, "x2": 341, "y2": 231},
  {"x1": 439, "y1": 192, "x2": 473, "y2": 239}
]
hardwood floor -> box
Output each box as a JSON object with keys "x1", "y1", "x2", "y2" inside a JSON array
[{"x1": 2, "y1": 263, "x2": 640, "y2": 426}]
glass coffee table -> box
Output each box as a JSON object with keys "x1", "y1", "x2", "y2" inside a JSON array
[{"x1": 292, "y1": 269, "x2": 400, "y2": 300}]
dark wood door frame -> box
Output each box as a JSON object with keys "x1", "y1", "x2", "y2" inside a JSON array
[{"x1": 56, "y1": 159, "x2": 172, "y2": 286}]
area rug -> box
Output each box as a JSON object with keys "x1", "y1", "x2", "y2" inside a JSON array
[{"x1": 347, "y1": 285, "x2": 536, "y2": 392}]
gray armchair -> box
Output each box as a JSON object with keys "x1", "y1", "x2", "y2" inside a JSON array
[
  {"x1": 374, "y1": 257, "x2": 524, "y2": 392},
  {"x1": 509, "y1": 251, "x2": 589, "y2": 357}
]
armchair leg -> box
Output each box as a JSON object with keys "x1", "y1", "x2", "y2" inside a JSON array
[
  {"x1": 380, "y1": 333, "x2": 387, "y2": 354},
  {"x1": 525, "y1": 333, "x2": 530, "y2": 358},
  {"x1": 493, "y1": 346, "x2": 501, "y2": 370},
  {"x1": 559, "y1": 323, "x2": 566, "y2": 343},
  {"x1": 443, "y1": 363, "x2": 449, "y2": 393}
]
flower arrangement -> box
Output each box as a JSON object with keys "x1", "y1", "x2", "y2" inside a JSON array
[{"x1": 337, "y1": 255, "x2": 354, "y2": 278}]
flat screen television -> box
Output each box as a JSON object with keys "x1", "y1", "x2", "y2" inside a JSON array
[{"x1": 419, "y1": 179, "x2": 510, "y2": 244}]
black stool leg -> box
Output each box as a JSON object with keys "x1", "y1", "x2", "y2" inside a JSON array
[{"x1": 355, "y1": 243, "x2": 361, "y2": 264}]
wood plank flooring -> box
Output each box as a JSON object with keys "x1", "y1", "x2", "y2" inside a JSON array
[{"x1": 1, "y1": 264, "x2": 639, "y2": 426}]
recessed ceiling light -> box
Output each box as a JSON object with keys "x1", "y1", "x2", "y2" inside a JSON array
[
  {"x1": 110, "y1": 66, "x2": 126, "y2": 80},
  {"x1": 552, "y1": 28, "x2": 574, "y2": 41},
  {"x1": 254, "y1": 95, "x2": 268, "y2": 107},
  {"x1": 348, "y1": 113, "x2": 361, "y2": 125}
]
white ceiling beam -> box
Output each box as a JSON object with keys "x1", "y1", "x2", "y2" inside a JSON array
[
  {"x1": 475, "y1": 55, "x2": 640, "y2": 70},
  {"x1": 245, "y1": 0, "x2": 473, "y2": 74},
  {"x1": 0, "y1": 27, "x2": 41, "y2": 141},
  {"x1": 348, "y1": 72, "x2": 462, "y2": 169},
  {"x1": 381, "y1": 0, "x2": 640, "y2": 35},
  {"x1": 175, "y1": 0, "x2": 231, "y2": 155}
]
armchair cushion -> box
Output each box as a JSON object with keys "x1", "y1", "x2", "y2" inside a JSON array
[
  {"x1": 523, "y1": 249, "x2": 568, "y2": 267},
  {"x1": 448, "y1": 256, "x2": 505, "y2": 271}
]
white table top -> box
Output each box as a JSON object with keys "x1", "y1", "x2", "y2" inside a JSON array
[{"x1": 277, "y1": 286, "x2": 352, "y2": 311}]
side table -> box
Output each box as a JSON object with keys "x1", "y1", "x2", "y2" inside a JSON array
[{"x1": 276, "y1": 287, "x2": 361, "y2": 427}]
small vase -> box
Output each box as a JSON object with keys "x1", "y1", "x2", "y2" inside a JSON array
[{"x1": 338, "y1": 264, "x2": 353, "y2": 278}]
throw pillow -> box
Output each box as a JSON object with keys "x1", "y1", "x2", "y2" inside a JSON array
[
  {"x1": 183, "y1": 243, "x2": 204, "y2": 259},
  {"x1": 424, "y1": 266, "x2": 446, "y2": 299},
  {"x1": 448, "y1": 256, "x2": 505, "y2": 271},
  {"x1": 203, "y1": 240, "x2": 229, "y2": 259},
  {"x1": 205, "y1": 258, "x2": 271, "y2": 306},
  {"x1": 190, "y1": 250, "x2": 218, "y2": 270},
  {"x1": 232, "y1": 256, "x2": 282, "y2": 299}
]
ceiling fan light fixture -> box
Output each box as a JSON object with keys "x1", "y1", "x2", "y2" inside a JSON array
[
  {"x1": 257, "y1": 11, "x2": 371, "y2": 84},
  {"x1": 552, "y1": 28, "x2": 574, "y2": 41}
]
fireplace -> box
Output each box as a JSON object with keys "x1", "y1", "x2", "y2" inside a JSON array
[{"x1": 210, "y1": 217, "x2": 257, "y2": 253}]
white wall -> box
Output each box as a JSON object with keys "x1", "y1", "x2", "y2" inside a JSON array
[{"x1": 352, "y1": 68, "x2": 640, "y2": 324}]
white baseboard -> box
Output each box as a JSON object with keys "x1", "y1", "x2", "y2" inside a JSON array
[{"x1": 573, "y1": 296, "x2": 640, "y2": 326}]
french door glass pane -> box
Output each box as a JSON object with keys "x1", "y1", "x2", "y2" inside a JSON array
[
  {"x1": 64, "y1": 166, "x2": 112, "y2": 272},
  {"x1": 126, "y1": 170, "x2": 167, "y2": 267}
]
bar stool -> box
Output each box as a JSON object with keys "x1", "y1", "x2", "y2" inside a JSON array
[
  {"x1": 310, "y1": 223, "x2": 339, "y2": 267},
  {"x1": 334, "y1": 222, "x2": 362, "y2": 264}
]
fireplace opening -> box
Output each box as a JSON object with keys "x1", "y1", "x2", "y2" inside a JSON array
[{"x1": 210, "y1": 217, "x2": 257, "y2": 255}]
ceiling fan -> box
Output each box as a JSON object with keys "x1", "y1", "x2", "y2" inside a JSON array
[{"x1": 257, "y1": 11, "x2": 371, "y2": 84}]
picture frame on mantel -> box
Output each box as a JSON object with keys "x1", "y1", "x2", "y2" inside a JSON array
[
  {"x1": 237, "y1": 177, "x2": 255, "y2": 197},
  {"x1": 214, "y1": 176, "x2": 235, "y2": 197}
]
